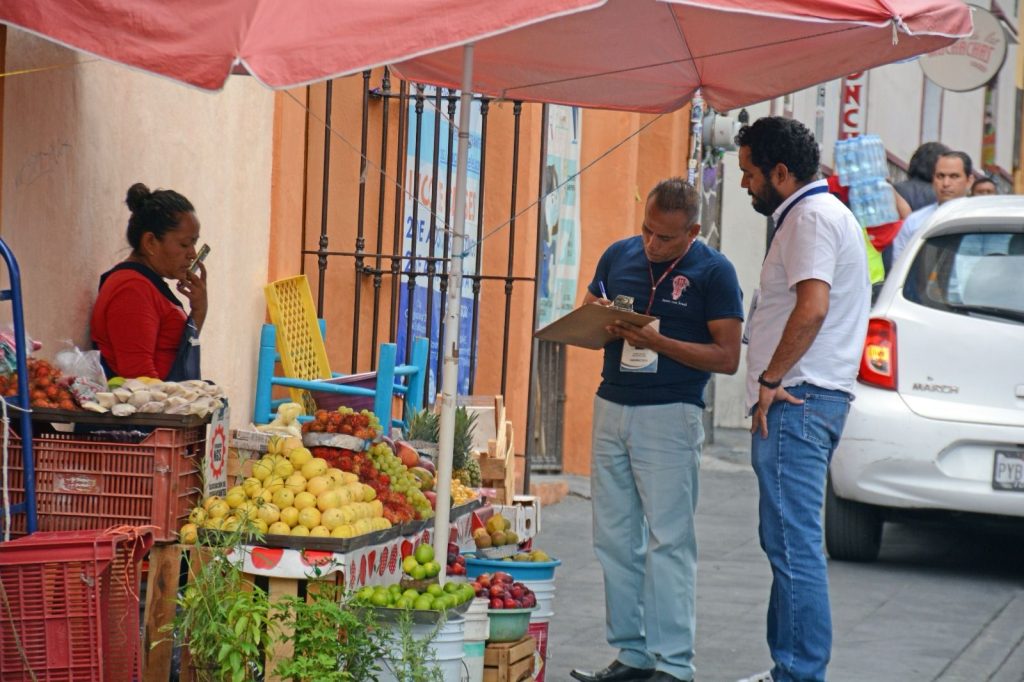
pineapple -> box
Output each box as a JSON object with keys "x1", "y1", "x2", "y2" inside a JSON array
[
  {"x1": 451, "y1": 406, "x2": 479, "y2": 487},
  {"x1": 460, "y1": 455, "x2": 482, "y2": 487},
  {"x1": 406, "y1": 409, "x2": 439, "y2": 444}
]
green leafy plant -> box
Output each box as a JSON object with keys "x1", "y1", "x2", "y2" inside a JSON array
[
  {"x1": 163, "y1": 525, "x2": 275, "y2": 682},
  {"x1": 380, "y1": 610, "x2": 445, "y2": 682},
  {"x1": 272, "y1": 581, "x2": 388, "y2": 681}
]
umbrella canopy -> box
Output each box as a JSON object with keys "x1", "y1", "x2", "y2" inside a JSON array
[
  {"x1": 0, "y1": 0, "x2": 600, "y2": 91},
  {"x1": 395, "y1": 0, "x2": 973, "y2": 112},
  {"x1": 0, "y1": 0, "x2": 972, "y2": 566}
]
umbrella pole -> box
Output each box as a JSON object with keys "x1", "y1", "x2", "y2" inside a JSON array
[{"x1": 432, "y1": 44, "x2": 474, "y2": 576}]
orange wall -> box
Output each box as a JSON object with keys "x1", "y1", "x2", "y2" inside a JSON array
[{"x1": 268, "y1": 71, "x2": 693, "y2": 477}]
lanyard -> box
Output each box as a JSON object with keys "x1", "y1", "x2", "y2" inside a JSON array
[
  {"x1": 645, "y1": 250, "x2": 686, "y2": 314},
  {"x1": 768, "y1": 184, "x2": 830, "y2": 248}
]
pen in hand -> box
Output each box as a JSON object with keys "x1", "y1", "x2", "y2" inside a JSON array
[{"x1": 599, "y1": 281, "x2": 608, "y2": 299}]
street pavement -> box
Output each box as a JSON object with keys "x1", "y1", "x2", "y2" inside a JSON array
[{"x1": 532, "y1": 428, "x2": 1024, "y2": 682}]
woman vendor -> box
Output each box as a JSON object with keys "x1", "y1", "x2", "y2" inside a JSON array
[{"x1": 91, "y1": 183, "x2": 207, "y2": 381}]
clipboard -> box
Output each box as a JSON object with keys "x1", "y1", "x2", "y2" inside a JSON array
[{"x1": 534, "y1": 304, "x2": 657, "y2": 349}]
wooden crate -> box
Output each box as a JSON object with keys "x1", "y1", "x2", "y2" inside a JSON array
[
  {"x1": 481, "y1": 420, "x2": 515, "y2": 504},
  {"x1": 484, "y1": 635, "x2": 535, "y2": 682}
]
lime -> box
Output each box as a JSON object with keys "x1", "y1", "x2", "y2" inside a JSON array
[
  {"x1": 413, "y1": 595, "x2": 433, "y2": 610},
  {"x1": 402, "y1": 555, "x2": 420, "y2": 574},
  {"x1": 396, "y1": 597, "x2": 414, "y2": 609},
  {"x1": 410, "y1": 564, "x2": 426, "y2": 580},
  {"x1": 414, "y1": 543, "x2": 434, "y2": 565},
  {"x1": 370, "y1": 591, "x2": 389, "y2": 607},
  {"x1": 427, "y1": 584, "x2": 444, "y2": 597},
  {"x1": 388, "y1": 584, "x2": 403, "y2": 595},
  {"x1": 423, "y1": 561, "x2": 441, "y2": 578},
  {"x1": 443, "y1": 582, "x2": 460, "y2": 594},
  {"x1": 356, "y1": 586, "x2": 376, "y2": 603},
  {"x1": 403, "y1": 588, "x2": 420, "y2": 600}
]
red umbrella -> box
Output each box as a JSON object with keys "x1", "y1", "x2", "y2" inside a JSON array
[
  {"x1": 395, "y1": 0, "x2": 973, "y2": 112},
  {"x1": 0, "y1": 0, "x2": 600, "y2": 91}
]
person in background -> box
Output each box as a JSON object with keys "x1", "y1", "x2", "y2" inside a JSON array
[
  {"x1": 891, "y1": 151, "x2": 974, "y2": 262},
  {"x1": 889, "y1": 141, "x2": 950, "y2": 273},
  {"x1": 91, "y1": 183, "x2": 207, "y2": 381},
  {"x1": 894, "y1": 141, "x2": 950, "y2": 210},
  {"x1": 571, "y1": 178, "x2": 743, "y2": 682},
  {"x1": 735, "y1": 117, "x2": 870, "y2": 682},
  {"x1": 971, "y1": 175, "x2": 998, "y2": 196}
]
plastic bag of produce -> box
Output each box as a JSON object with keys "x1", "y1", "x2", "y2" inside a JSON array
[{"x1": 54, "y1": 343, "x2": 108, "y2": 405}]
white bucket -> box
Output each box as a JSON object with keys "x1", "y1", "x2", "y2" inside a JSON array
[
  {"x1": 462, "y1": 598, "x2": 490, "y2": 682},
  {"x1": 523, "y1": 579, "x2": 557, "y2": 682},
  {"x1": 377, "y1": 616, "x2": 468, "y2": 682},
  {"x1": 523, "y1": 578, "x2": 556, "y2": 619}
]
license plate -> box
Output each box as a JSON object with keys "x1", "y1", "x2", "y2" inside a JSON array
[{"x1": 993, "y1": 450, "x2": 1024, "y2": 491}]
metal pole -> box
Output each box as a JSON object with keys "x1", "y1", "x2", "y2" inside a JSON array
[{"x1": 433, "y1": 45, "x2": 474, "y2": 576}]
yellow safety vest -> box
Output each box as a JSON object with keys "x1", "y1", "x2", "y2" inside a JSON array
[{"x1": 862, "y1": 229, "x2": 884, "y2": 284}]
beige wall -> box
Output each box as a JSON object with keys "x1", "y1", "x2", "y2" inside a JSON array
[{"x1": 1, "y1": 31, "x2": 275, "y2": 425}]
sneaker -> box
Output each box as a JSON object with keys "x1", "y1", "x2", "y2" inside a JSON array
[{"x1": 736, "y1": 672, "x2": 773, "y2": 682}]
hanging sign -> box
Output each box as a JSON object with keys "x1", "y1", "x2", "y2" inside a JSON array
[
  {"x1": 920, "y1": 8, "x2": 1007, "y2": 92},
  {"x1": 838, "y1": 72, "x2": 868, "y2": 140}
]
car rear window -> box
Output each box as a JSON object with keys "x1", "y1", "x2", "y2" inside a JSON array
[{"x1": 903, "y1": 231, "x2": 1024, "y2": 323}]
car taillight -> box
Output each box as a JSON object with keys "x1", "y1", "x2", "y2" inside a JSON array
[{"x1": 859, "y1": 318, "x2": 897, "y2": 390}]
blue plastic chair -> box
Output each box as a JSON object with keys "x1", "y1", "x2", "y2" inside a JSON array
[{"x1": 252, "y1": 320, "x2": 428, "y2": 433}]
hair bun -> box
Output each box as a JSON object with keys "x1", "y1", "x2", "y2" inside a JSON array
[{"x1": 125, "y1": 183, "x2": 151, "y2": 213}]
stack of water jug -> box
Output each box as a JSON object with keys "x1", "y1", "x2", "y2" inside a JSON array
[{"x1": 835, "y1": 135, "x2": 899, "y2": 227}]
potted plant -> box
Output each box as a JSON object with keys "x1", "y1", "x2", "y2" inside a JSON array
[
  {"x1": 163, "y1": 527, "x2": 275, "y2": 682},
  {"x1": 272, "y1": 580, "x2": 388, "y2": 681}
]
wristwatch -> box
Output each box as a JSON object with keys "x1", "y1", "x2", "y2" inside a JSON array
[{"x1": 757, "y1": 371, "x2": 781, "y2": 389}]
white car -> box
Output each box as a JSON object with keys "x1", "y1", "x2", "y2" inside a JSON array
[{"x1": 825, "y1": 195, "x2": 1024, "y2": 562}]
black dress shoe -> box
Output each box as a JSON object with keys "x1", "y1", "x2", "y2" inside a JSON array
[{"x1": 570, "y1": 660, "x2": 657, "y2": 682}]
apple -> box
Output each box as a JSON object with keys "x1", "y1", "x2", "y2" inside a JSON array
[
  {"x1": 503, "y1": 597, "x2": 516, "y2": 609},
  {"x1": 489, "y1": 585, "x2": 505, "y2": 598},
  {"x1": 423, "y1": 491, "x2": 437, "y2": 510},
  {"x1": 489, "y1": 597, "x2": 504, "y2": 609},
  {"x1": 493, "y1": 571, "x2": 512, "y2": 584},
  {"x1": 418, "y1": 456, "x2": 436, "y2": 474},
  {"x1": 523, "y1": 594, "x2": 537, "y2": 608},
  {"x1": 510, "y1": 586, "x2": 524, "y2": 600}
]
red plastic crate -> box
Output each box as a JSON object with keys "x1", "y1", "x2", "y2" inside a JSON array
[
  {"x1": 1, "y1": 427, "x2": 204, "y2": 542},
  {"x1": 0, "y1": 528, "x2": 154, "y2": 681}
]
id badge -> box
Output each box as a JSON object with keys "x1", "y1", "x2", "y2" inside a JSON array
[
  {"x1": 742, "y1": 288, "x2": 759, "y2": 345},
  {"x1": 620, "y1": 319, "x2": 660, "y2": 373}
]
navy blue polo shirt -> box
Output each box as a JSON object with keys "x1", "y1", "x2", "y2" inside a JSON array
[{"x1": 587, "y1": 237, "x2": 743, "y2": 407}]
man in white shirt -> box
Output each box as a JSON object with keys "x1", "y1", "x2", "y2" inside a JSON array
[
  {"x1": 734, "y1": 117, "x2": 870, "y2": 682},
  {"x1": 891, "y1": 151, "x2": 974, "y2": 262}
]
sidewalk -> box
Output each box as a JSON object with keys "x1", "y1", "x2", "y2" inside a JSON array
[{"x1": 531, "y1": 427, "x2": 1024, "y2": 682}]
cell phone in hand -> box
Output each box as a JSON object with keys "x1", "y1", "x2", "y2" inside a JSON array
[{"x1": 189, "y1": 244, "x2": 211, "y2": 274}]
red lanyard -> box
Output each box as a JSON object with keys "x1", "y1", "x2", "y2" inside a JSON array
[{"x1": 645, "y1": 252, "x2": 686, "y2": 314}]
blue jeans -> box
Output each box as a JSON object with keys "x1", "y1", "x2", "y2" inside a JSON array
[
  {"x1": 751, "y1": 383, "x2": 851, "y2": 682},
  {"x1": 591, "y1": 396, "x2": 704, "y2": 681}
]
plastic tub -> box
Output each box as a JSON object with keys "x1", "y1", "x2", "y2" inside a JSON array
[
  {"x1": 462, "y1": 598, "x2": 489, "y2": 682},
  {"x1": 486, "y1": 607, "x2": 535, "y2": 643},
  {"x1": 523, "y1": 579, "x2": 556, "y2": 682},
  {"x1": 464, "y1": 554, "x2": 561, "y2": 581}
]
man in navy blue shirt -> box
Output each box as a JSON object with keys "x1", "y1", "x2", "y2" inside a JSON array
[{"x1": 571, "y1": 178, "x2": 743, "y2": 682}]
